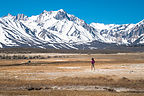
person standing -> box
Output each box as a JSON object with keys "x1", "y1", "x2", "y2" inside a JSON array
[{"x1": 91, "y1": 58, "x2": 95, "y2": 71}]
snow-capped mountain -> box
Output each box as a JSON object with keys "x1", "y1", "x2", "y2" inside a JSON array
[
  {"x1": 90, "y1": 19, "x2": 144, "y2": 45},
  {"x1": 0, "y1": 9, "x2": 144, "y2": 49}
]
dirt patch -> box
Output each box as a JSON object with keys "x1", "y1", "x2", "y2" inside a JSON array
[{"x1": 1, "y1": 90, "x2": 144, "y2": 96}]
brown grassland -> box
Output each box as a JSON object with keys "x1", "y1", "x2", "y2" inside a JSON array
[{"x1": 0, "y1": 53, "x2": 144, "y2": 96}]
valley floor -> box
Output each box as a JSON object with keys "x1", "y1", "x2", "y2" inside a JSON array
[{"x1": 0, "y1": 53, "x2": 144, "y2": 96}]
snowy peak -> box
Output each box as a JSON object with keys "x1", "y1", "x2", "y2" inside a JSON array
[
  {"x1": 36, "y1": 9, "x2": 69, "y2": 22},
  {"x1": 41, "y1": 10, "x2": 53, "y2": 16},
  {"x1": 136, "y1": 19, "x2": 144, "y2": 26},
  {"x1": 0, "y1": 9, "x2": 144, "y2": 49},
  {"x1": 90, "y1": 23, "x2": 111, "y2": 31},
  {"x1": 54, "y1": 9, "x2": 70, "y2": 20},
  {"x1": 2, "y1": 13, "x2": 15, "y2": 20},
  {"x1": 58, "y1": 9, "x2": 65, "y2": 12},
  {"x1": 42, "y1": 10, "x2": 48, "y2": 14},
  {"x1": 15, "y1": 14, "x2": 28, "y2": 21},
  {"x1": 7, "y1": 13, "x2": 13, "y2": 17}
]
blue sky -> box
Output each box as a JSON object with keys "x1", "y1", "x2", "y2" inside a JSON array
[{"x1": 0, "y1": 0, "x2": 144, "y2": 24}]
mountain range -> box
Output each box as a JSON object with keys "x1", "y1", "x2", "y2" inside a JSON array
[{"x1": 0, "y1": 9, "x2": 144, "y2": 49}]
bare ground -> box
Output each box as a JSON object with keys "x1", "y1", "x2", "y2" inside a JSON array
[{"x1": 0, "y1": 53, "x2": 144, "y2": 96}]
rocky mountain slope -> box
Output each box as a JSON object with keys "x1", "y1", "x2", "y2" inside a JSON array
[{"x1": 0, "y1": 9, "x2": 144, "y2": 49}]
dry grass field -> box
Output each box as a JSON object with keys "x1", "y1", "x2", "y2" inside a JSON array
[{"x1": 0, "y1": 53, "x2": 144, "y2": 96}]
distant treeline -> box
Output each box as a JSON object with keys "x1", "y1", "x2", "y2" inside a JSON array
[
  {"x1": 0, "y1": 54, "x2": 70, "y2": 60},
  {"x1": 0, "y1": 55, "x2": 46, "y2": 59},
  {"x1": 0, "y1": 46, "x2": 144, "y2": 54}
]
